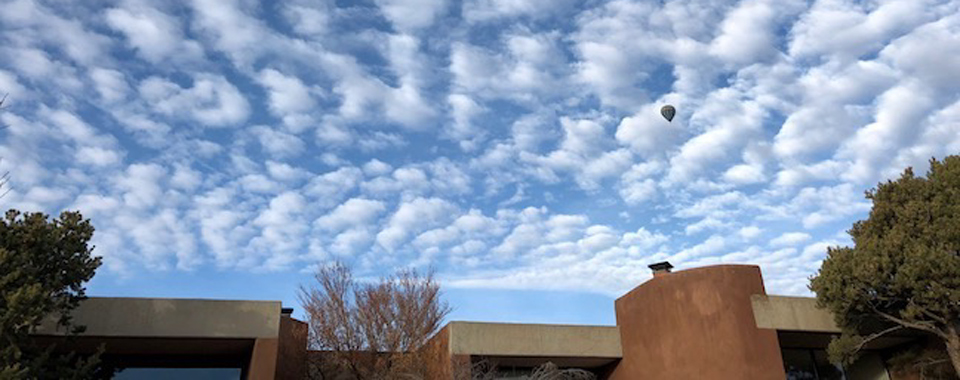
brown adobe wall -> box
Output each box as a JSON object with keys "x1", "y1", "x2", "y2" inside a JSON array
[
  {"x1": 610, "y1": 265, "x2": 784, "y2": 380},
  {"x1": 275, "y1": 315, "x2": 308, "y2": 380},
  {"x1": 421, "y1": 325, "x2": 473, "y2": 380}
]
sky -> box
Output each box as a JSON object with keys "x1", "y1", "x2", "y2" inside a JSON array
[{"x1": 1, "y1": 0, "x2": 960, "y2": 325}]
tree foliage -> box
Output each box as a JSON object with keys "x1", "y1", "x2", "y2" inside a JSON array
[
  {"x1": 0, "y1": 210, "x2": 104, "y2": 379},
  {"x1": 810, "y1": 155, "x2": 960, "y2": 375},
  {"x1": 299, "y1": 262, "x2": 451, "y2": 379}
]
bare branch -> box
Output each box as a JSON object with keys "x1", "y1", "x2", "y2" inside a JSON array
[
  {"x1": 0, "y1": 93, "x2": 8, "y2": 130},
  {"x1": 528, "y1": 362, "x2": 597, "y2": 380},
  {"x1": 852, "y1": 325, "x2": 906, "y2": 352},
  {"x1": 299, "y1": 262, "x2": 450, "y2": 379},
  {"x1": 873, "y1": 307, "x2": 948, "y2": 339},
  {"x1": 914, "y1": 303, "x2": 949, "y2": 325},
  {"x1": 0, "y1": 171, "x2": 11, "y2": 200}
]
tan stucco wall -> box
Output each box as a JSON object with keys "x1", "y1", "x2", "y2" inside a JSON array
[
  {"x1": 611, "y1": 265, "x2": 785, "y2": 380},
  {"x1": 751, "y1": 295, "x2": 840, "y2": 333},
  {"x1": 248, "y1": 337, "x2": 279, "y2": 380},
  {"x1": 446, "y1": 321, "x2": 622, "y2": 359},
  {"x1": 34, "y1": 297, "x2": 281, "y2": 339}
]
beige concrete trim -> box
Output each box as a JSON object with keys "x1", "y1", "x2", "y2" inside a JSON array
[
  {"x1": 446, "y1": 321, "x2": 622, "y2": 358},
  {"x1": 751, "y1": 295, "x2": 840, "y2": 333},
  {"x1": 34, "y1": 297, "x2": 281, "y2": 339}
]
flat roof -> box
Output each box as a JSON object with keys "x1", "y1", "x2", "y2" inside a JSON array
[
  {"x1": 750, "y1": 295, "x2": 840, "y2": 333},
  {"x1": 33, "y1": 297, "x2": 281, "y2": 339},
  {"x1": 447, "y1": 321, "x2": 622, "y2": 359}
]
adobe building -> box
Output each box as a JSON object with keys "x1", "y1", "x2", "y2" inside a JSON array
[
  {"x1": 32, "y1": 263, "x2": 934, "y2": 379},
  {"x1": 32, "y1": 297, "x2": 308, "y2": 379}
]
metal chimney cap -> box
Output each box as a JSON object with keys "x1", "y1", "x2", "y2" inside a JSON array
[
  {"x1": 648, "y1": 261, "x2": 674, "y2": 272},
  {"x1": 281, "y1": 307, "x2": 294, "y2": 315}
]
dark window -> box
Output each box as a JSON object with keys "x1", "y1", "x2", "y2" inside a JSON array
[
  {"x1": 782, "y1": 349, "x2": 818, "y2": 380},
  {"x1": 112, "y1": 368, "x2": 241, "y2": 379},
  {"x1": 782, "y1": 349, "x2": 846, "y2": 380},
  {"x1": 813, "y1": 350, "x2": 844, "y2": 380}
]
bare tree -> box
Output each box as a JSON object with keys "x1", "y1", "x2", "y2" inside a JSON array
[
  {"x1": 462, "y1": 360, "x2": 597, "y2": 380},
  {"x1": 299, "y1": 262, "x2": 451, "y2": 380},
  {"x1": 527, "y1": 363, "x2": 596, "y2": 380}
]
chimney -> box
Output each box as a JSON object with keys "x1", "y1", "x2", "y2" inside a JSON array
[
  {"x1": 281, "y1": 307, "x2": 294, "y2": 317},
  {"x1": 648, "y1": 261, "x2": 673, "y2": 277}
]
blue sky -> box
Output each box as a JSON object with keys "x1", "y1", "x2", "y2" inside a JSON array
[{"x1": 2, "y1": 0, "x2": 959, "y2": 325}]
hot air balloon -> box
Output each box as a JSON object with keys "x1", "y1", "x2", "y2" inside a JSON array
[{"x1": 660, "y1": 105, "x2": 676, "y2": 122}]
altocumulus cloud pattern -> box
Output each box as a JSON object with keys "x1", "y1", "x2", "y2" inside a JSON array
[{"x1": 1, "y1": 0, "x2": 959, "y2": 297}]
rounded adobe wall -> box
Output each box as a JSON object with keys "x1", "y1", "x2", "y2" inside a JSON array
[{"x1": 612, "y1": 265, "x2": 784, "y2": 379}]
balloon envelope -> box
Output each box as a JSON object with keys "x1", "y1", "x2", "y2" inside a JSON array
[{"x1": 661, "y1": 105, "x2": 676, "y2": 122}]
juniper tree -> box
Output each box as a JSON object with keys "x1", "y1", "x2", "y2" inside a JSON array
[
  {"x1": 0, "y1": 210, "x2": 105, "y2": 379},
  {"x1": 810, "y1": 155, "x2": 960, "y2": 375}
]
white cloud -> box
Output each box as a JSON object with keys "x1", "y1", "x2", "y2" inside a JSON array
[
  {"x1": 621, "y1": 227, "x2": 669, "y2": 250},
  {"x1": 709, "y1": 0, "x2": 803, "y2": 66},
  {"x1": 723, "y1": 164, "x2": 765, "y2": 185},
  {"x1": 282, "y1": 2, "x2": 332, "y2": 36},
  {"x1": 171, "y1": 164, "x2": 203, "y2": 190},
  {"x1": 330, "y1": 228, "x2": 376, "y2": 256},
  {"x1": 238, "y1": 174, "x2": 280, "y2": 194},
  {"x1": 449, "y1": 32, "x2": 568, "y2": 102},
  {"x1": 463, "y1": 0, "x2": 575, "y2": 22},
  {"x1": 265, "y1": 161, "x2": 309, "y2": 182},
  {"x1": 250, "y1": 191, "x2": 309, "y2": 269},
  {"x1": 765, "y1": 184, "x2": 872, "y2": 229},
  {"x1": 838, "y1": 82, "x2": 935, "y2": 184},
  {"x1": 89, "y1": 68, "x2": 130, "y2": 104},
  {"x1": 35, "y1": 108, "x2": 125, "y2": 168},
  {"x1": 739, "y1": 226, "x2": 763, "y2": 240},
  {"x1": 773, "y1": 60, "x2": 897, "y2": 162},
  {"x1": 304, "y1": 167, "x2": 363, "y2": 207},
  {"x1": 0, "y1": 69, "x2": 28, "y2": 99},
  {"x1": 3, "y1": 0, "x2": 958, "y2": 298},
  {"x1": 447, "y1": 93, "x2": 485, "y2": 149},
  {"x1": 316, "y1": 198, "x2": 387, "y2": 232},
  {"x1": 1, "y1": 0, "x2": 111, "y2": 66},
  {"x1": 189, "y1": 0, "x2": 279, "y2": 68},
  {"x1": 769, "y1": 232, "x2": 812, "y2": 247},
  {"x1": 358, "y1": 131, "x2": 408, "y2": 152},
  {"x1": 139, "y1": 74, "x2": 250, "y2": 127},
  {"x1": 377, "y1": 197, "x2": 459, "y2": 251},
  {"x1": 362, "y1": 159, "x2": 393, "y2": 176},
  {"x1": 616, "y1": 106, "x2": 683, "y2": 155},
  {"x1": 572, "y1": 1, "x2": 680, "y2": 109},
  {"x1": 617, "y1": 161, "x2": 663, "y2": 205},
  {"x1": 76, "y1": 146, "x2": 122, "y2": 166},
  {"x1": 665, "y1": 90, "x2": 766, "y2": 185},
  {"x1": 193, "y1": 186, "x2": 254, "y2": 267},
  {"x1": 105, "y1": 1, "x2": 204, "y2": 64},
  {"x1": 879, "y1": 14, "x2": 960, "y2": 92},
  {"x1": 374, "y1": 0, "x2": 447, "y2": 31},
  {"x1": 122, "y1": 208, "x2": 200, "y2": 270},
  {"x1": 251, "y1": 126, "x2": 305, "y2": 158},
  {"x1": 668, "y1": 235, "x2": 727, "y2": 263},
  {"x1": 257, "y1": 68, "x2": 317, "y2": 119},
  {"x1": 788, "y1": 0, "x2": 937, "y2": 61},
  {"x1": 115, "y1": 163, "x2": 166, "y2": 209}
]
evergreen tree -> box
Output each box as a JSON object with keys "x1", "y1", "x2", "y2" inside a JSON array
[
  {"x1": 0, "y1": 210, "x2": 106, "y2": 379},
  {"x1": 811, "y1": 156, "x2": 960, "y2": 376}
]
